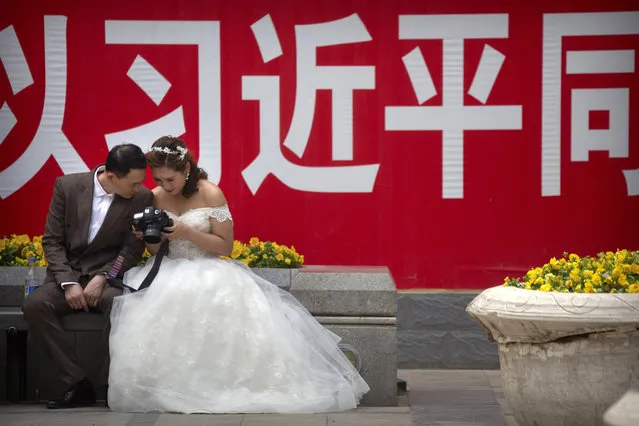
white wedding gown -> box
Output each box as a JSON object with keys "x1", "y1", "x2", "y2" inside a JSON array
[{"x1": 108, "y1": 206, "x2": 369, "y2": 413}]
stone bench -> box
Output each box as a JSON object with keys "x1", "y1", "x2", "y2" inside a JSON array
[
  {"x1": 288, "y1": 266, "x2": 397, "y2": 406},
  {"x1": 0, "y1": 307, "x2": 108, "y2": 402},
  {"x1": 0, "y1": 265, "x2": 398, "y2": 406}
]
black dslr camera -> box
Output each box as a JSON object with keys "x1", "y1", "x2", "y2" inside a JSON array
[{"x1": 131, "y1": 207, "x2": 174, "y2": 244}]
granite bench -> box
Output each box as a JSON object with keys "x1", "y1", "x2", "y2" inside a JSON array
[
  {"x1": 0, "y1": 265, "x2": 398, "y2": 406},
  {"x1": 0, "y1": 306, "x2": 107, "y2": 402}
]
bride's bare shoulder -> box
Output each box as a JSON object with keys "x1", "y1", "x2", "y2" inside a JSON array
[
  {"x1": 151, "y1": 186, "x2": 169, "y2": 208},
  {"x1": 198, "y1": 180, "x2": 227, "y2": 207}
]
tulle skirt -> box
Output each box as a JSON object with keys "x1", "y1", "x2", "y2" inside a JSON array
[{"x1": 108, "y1": 256, "x2": 369, "y2": 413}]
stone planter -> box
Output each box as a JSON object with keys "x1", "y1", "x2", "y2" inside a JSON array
[{"x1": 467, "y1": 285, "x2": 639, "y2": 426}]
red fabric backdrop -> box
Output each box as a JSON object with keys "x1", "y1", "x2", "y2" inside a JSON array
[{"x1": 1, "y1": 0, "x2": 638, "y2": 289}]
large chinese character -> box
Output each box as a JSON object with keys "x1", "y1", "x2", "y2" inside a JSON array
[
  {"x1": 104, "y1": 20, "x2": 221, "y2": 183},
  {"x1": 242, "y1": 13, "x2": 379, "y2": 194},
  {"x1": 0, "y1": 17, "x2": 89, "y2": 199},
  {"x1": 542, "y1": 11, "x2": 639, "y2": 196},
  {"x1": 385, "y1": 14, "x2": 522, "y2": 199}
]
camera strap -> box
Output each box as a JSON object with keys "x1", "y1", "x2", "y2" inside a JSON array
[
  {"x1": 106, "y1": 240, "x2": 169, "y2": 292},
  {"x1": 136, "y1": 240, "x2": 169, "y2": 291}
]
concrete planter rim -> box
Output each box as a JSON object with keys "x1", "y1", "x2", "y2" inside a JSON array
[{"x1": 466, "y1": 285, "x2": 639, "y2": 344}]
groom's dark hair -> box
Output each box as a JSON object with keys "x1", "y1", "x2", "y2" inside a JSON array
[{"x1": 105, "y1": 144, "x2": 147, "y2": 178}]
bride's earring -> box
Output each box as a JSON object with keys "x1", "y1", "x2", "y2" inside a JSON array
[{"x1": 186, "y1": 171, "x2": 190, "y2": 181}]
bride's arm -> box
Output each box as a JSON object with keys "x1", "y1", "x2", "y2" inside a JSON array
[
  {"x1": 144, "y1": 241, "x2": 163, "y2": 256},
  {"x1": 186, "y1": 212, "x2": 233, "y2": 256},
  {"x1": 179, "y1": 183, "x2": 234, "y2": 256}
]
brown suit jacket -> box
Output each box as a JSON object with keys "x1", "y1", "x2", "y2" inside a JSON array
[{"x1": 42, "y1": 167, "x2": 153, "y2": 286}]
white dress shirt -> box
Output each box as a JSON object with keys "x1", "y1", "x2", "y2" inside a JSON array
[
  {"x1": 88, "y1": 166, "x2": 115, "y2": 244},
  {"x1": 61, "y1": 166, "x2": 114, "y2": 288}
]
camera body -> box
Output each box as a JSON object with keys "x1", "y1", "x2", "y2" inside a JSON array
[{"x1": 131, "y1": 207, "x2": 174, "y2": 244}]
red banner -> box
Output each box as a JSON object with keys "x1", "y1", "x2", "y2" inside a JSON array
[{"x1": 1, "y1": 0, "x2": 638, "y2": 289}]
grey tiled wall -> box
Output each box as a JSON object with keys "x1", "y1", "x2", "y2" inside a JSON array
[{"x1": 397, "y1": 292, "x2": 500, "y2": 369}]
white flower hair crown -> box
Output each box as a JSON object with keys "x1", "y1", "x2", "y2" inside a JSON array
[{"x1": 149, "y1": 145, "x2": 188, "y2": 161}]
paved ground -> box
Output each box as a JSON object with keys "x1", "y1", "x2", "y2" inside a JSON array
[{"x1": 0, "y1": 370, "x2": 517, "y2": 426}]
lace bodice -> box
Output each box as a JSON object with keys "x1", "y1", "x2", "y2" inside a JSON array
[{"x1": 166, "y1": 206, "x2": 232, "y2": 260}]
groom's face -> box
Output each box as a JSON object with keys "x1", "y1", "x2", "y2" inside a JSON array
[{"x1": 109, "y1": 168, "x2": 146, "y2": 199}]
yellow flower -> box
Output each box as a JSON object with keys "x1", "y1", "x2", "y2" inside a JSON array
[
  {"x1": 12, "y1": 234, "x2": 30, "y2": 245},
  {"x1": 284, "y1": 258, "x2": 291, "y2": 265},
  {"x1": 276, "y1": 253, "x2": 284, "y2": 261},
  {"x1": 230, "y1": 241, "x2": 244, "y2": 259},
  {"x1": 612, "y1": 267, "x2": 623, "y2": 279},
  {"x1": 570, "y1": 268, "x2": 581, "y2": 282},
  {"x1": 616, "y1": 250, "x2": 629, "y2": 263},
  {"x1": 33, "y1": 242, "x2": 43, "y2": 254},
  {"x1": 592, "y1": 274, "x2": 602, "y2": 286},
  {"x1": 618, "y1": 275, "x2": 629, "y2": 287},
  {"x1": 249, "y1": 237, "x2": 260, "y2": 247}
]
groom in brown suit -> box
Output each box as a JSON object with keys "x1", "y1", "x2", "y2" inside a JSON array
[{"x1": 22, "y1": 143, "x2": 153, "y2": 409}]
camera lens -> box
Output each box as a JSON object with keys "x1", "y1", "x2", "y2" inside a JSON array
[{"x1": 144, "y1": 228, "x2": 162, "y2": 244}]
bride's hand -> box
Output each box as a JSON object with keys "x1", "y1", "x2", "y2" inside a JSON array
[{"x1": 162, "y1": 221, "x2": 191, "y2": 241}]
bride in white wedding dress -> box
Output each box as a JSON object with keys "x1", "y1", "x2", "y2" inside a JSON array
[{"x1": 107, "y1": 137, "x2": 369, "y2": 414}]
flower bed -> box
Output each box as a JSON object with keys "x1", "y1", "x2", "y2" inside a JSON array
[
  {"x1": 2, "y1": 234, "x2": 304, "y2": 269},
  {"x1": 503, "y1": 249, "x2": 638, "y2": 293}
]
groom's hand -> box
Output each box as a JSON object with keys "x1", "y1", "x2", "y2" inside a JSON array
[
  {"x1": 65, "y1": 284, "x2": 89, "y2": 312},
  {"x1": 83, "y1": 275, "x2": 107, "y2": 308}
]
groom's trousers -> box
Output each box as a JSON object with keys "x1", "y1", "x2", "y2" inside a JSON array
[{"x1": 22, "y1": 279, "x2": 122, "y2": 387}]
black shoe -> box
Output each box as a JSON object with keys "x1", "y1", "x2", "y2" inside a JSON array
[{"x1": 46, "y1": 378, "x2": 97, "y2": 409}]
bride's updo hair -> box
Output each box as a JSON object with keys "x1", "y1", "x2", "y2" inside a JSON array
[{"x1": 145, "y1": 136, "x2": 208, "y2": 198}]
